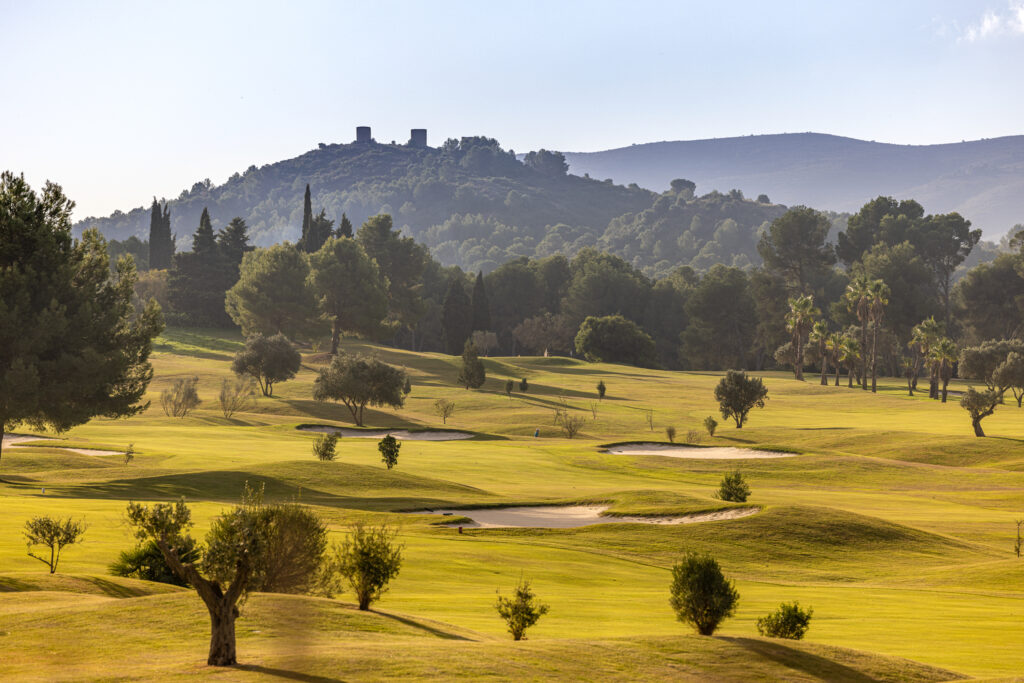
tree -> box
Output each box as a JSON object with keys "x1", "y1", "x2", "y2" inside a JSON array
[
  {"x1": 313, "y1": 432, "x2": 338, "y2": 461},
  {"x1": 993, "y1": 352, "x2": 1024, "y2": 407},
  {"x1": 313, "y1": 353, "x2": 407, "y2": 426},
  {"x1": 298, "y1": 184, "x2": 314, "y2": 253},
  {"x1": 838, "y1": 334, "x2": 861, "y2": 388},
  {"x1": 504, "y1": 378, "x2": 514, "y2": 398},
  {"x1": 825, "y1": 332, "x2": 843, "y2": 386},
  {"x1": 837, "y1": 196, "x2": 924, "y2": 266},
  {"x1": 717, "y1": 470, "x2": 750, "y2": 502},
  {"x1": 23, "y1": 516, "x2": 87, "y2": 573},
  {"x1": 495, "y1": 577, "x2": 549, "y2": 640},
  {"x1": 471, "y1": 330, "x2": 498, "y2": 356},
  {"x1": 457, "y1": 340, "x2": 487, "y2": 389},
  {"x1": 961, "y1": 387, "x2": 1000, "y2": 437},
  {"x1": 356, "y1": 214, "x2": 429, "y2": 329},
  {"x1": 161, "y1": 376, "x2": 201, "y2": 418},
  {"x1": 471, "y1": 270, "x2": 491, "y2": 333},
  {"x1": 757, "y1": 602, "x2": 813, "y2": 640},
  {"x1": 225, "y1": 243, "x2": 319, "y2": 339},
  {"x1": 669, "y1": 553, "x2": 739, "y2": 635},
  {"x1": 0, "y1": 174, "x2": 164, "y2": 467},
  {"x1": 597, "y1": 380, "x2": 607, "y2": 400},
  {"x1": 336, "y1": 213, "x2": 353, "y2": 238},
  {"x1": 126, "y1": 490, "x2": 327, "y2": 666},
  {"x1": 324, "y1": 523, "x2": 403, "y2": 610},
  {"x1": 308, "y1": 237, "x2": 389, "y2": 354},
  {"x1": 714, "y1": 370, "x2": 768, "y2": 428},
  {"x1": 519, "y1": 377, "x2": 529, "y2": 392},
  {"x1": 522, "y1": 149, "x2": 568, "y2": 176},
  {"x1": 148, "y1": 198, "x2": 174, "y2": 269},
  {"x1": 866, "y1": 279, "x2": 891, "y2": 392},
  {"x1": 681, "y1": 265, "x2": 756, "y2": 370},
  {"x1": 512, "y1": 312, "x2": 576, "y2": 356},
  {"x1": 843, "y1": 274, "x2": 873, "y2": 390},
  {"x1": 809, "y1": 321, "x2": 830, "y2": 385},
  {"x1": 757, "y1": 206, "x2": 835, "y2": 294},
  {"x1": 930, "y1": 337, "x2": 958, "y2": 403},
  {"x1": 703, "y1": 415, "x2": 718, "y2": 436},
  {"x1": 434, "y1": 398, "x2": 455, "y2": 424},
  {"x1": 913, "y1": 212, "x2": 980, "y2": 324},
  {"x1": 110, "y1": 537, "x2": 199, "y2": 586},
  {"x1": 784, "y1": 295, "x2": 818, "y2": 381},
  {"x1": 378, "y1": 434, "x2": 400, "y2": 469},
  {"x1": 193, "y1": 207, "x2": 217, "y2": 253},
  {"x1": 960, "y1": 340, "x2": 1024, "y2": 400},
  {"x1": 908, "y1": 317, "x2": 943, "y2": 397},
  {"x1": 954, "y1": 253, "x2": 1024, "y2": 341},
  {"x1": 219, "y1": 377, "x2": 255, "y2": 419},
  {"x1": 216, "y1": 217, "x2": 252, "y2": 272},
  {"x1": 231, "y1": 333, "x2": 301, "y2": 397},
  {"x1": 574, "y1": 314, "x2": 658, "y2": 368},
  {"x1": 441, "y1": 276, "x2": 473, "y2": 355}
]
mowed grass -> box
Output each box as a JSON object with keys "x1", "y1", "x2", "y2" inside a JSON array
[{"x1": 2, "y1": 327, "x2": 1024, "y2": 679}]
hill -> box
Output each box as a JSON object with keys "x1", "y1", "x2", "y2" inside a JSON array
[{"x1": 563, "y1": 133, "x2": 1024, "y2": 236}]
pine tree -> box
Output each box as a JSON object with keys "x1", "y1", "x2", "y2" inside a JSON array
[
  {"x1": 471, "y1": 270, "x2": 491, "y2": 333},
  {"x1": 217, "y1": 217, "x2": 251, "y2": 273},
  {"x1": 441, "y1": 277, "x2": 473, "y2": 355},
  {"x1": 337, "y1": 213, "x2": 353, "y2": 238},
  {"x1": 148, "y1": 198, "x2": 174, "y2": 269},
  {"x1": 457, "y1": 340, "x2": 486, "y2": 389},
  {"x1": 298, "y1": 184, "x2": 313, "y2": 252},
  {"x1": 192, "y1": 207, "x2": 217, "y2": 254},
  {"x1": 307, "y1": 209, "x2": 334, "y2": 253}
]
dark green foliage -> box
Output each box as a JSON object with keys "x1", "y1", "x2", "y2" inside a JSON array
[
  {"x1": 471, "y1": 270, "x2": 491, "y2": 333},
  {"x1": 298, "y1": 184, "x2": 313, "y2": 252},
  {"x1": 994, "y1": 352, "x2": 1024, "y2": 407},
  {"x1": 225, "y1": 242, "x2": 319, "y2": 339},
  {"x1": 505, "y1": 378, "x2": 514, "y2": 397},
  {"x1": 24, "y1": 516, "x2": 87, "y2": 574},
  {"x1": 307, "y1": 237, "x2": 389, "y2": 354},
  {"x1": 337, "y1": 213, "x2": 353, "y2": 238},
  {"x1": 954, "y1": 252, "x2": 1024, "y2": 340},
  {"x1": 714, "y1": 370, "x2": 768, "y2": 428},
  {"x1": 522, "y1": 149, "x2": 568, "y2": 176},
  {"x1": 681, "y1": 265, "x2": 757, "y2": 370},
  {"x1": 717, "y1": 470, "x2": 751, "y2": 502},
  {"x1": 959, "y1": 340, "x2": 1024, "y2": 396},
  {"x1": 757, "y1": 206, "x2": 835, "y2": 293},
  {"x1": 457, "y1": 340, "x2": 486, "y2": 389},
  {"x1": 110, "y1": 537, "x2": 199, "y2": 586},
  {"x1": 757, "y1": 602, "x2": 813, "y2": 640},
  {"x1": 403, "y1": 376, "x2": 412, "y2": 395},
  {"x1": 575, "y1": 314, "x2": 657, "y2": 368},
  {"x1": 108, "y1": 235, "x2": 149, "y2": 271},
  {"x1": 160, "y1": 376, "x2": 201, "y2": 418},
  {"x1": 0, "y1": 173, "x2": 164, "y2": 465},
  {"x1": 231, "y1": 333, "x2": 301, "y2": 397},
  {"x1": 703, "y1": 415, "x2": 718, "y2": 436},
  {"x1": 356, "y1": 214, "x2": 429, "y2": 328},
  {"x1": 562, "y1": 249, "x2": 651, "y2": 326},
  {"x1": 442, "y1": 276, "x2": 473, "y2": 355},
  {"x1": 313, "y1": 432, "x2": 339, "y2": 461},
  {"x1": 495, "y1": 577, "x2": 549, "y2": 641},
  {"x1": 148, "y1": 198, "x2": 174, "y2": 269},
  {"x1": 519, "y1": 377, "x2": 528, "y2": 392},
  {"x1": 378, "y1": 434, "x2": 400, "y2": 469},
  {"x1": 323, "y1": 522, "x2": 403, "y2": 610},
  {"x1": 669, "y1": 553, "x2": 739, "y2": 636},
  {"x1": 313, "y1": 353, "x2": 407, "y2": 426},
  {"x1": 597, "y1": 380, "x2": 606, "y2": 400},
  {"x1": 961, "y1": 387, "x2": 1000, "y2": 437},
  {"x1": 193, "y1": 207, "x2": 217, "y2": 253}
]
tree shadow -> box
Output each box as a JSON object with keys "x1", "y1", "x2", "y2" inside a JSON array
[
  {"x1": 232, "y1": 664, "x2": 344, "y2": 682},
  {"x1": 716, "y1": 637, "x2": 881, "y2": 683},
  {"x1": 370, "y1": 609, "x2": 475, "y2": 641}
]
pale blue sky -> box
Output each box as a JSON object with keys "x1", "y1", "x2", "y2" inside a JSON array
[{"x1": 3, "y1": 0, "x2": 1024, "y2": 220}]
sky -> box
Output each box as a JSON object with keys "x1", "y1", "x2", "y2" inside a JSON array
[{"x1": 3, "y1": 0, "x2": 1024, "y2": 220}]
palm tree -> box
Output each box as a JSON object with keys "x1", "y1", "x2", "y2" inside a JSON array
[
  {"x1": 867, "y1": 279, "x2": 890, "y2": 394},
  {"x1": 930, "y1": 337, "x2": 958, "y2": 403},
  {"x1": 826, "y1": 331, "x2": 843, "y2": 386},
  {"x1": 909, "y1": 317, "x2": 943, "y2": 400},
  {"x1": 809, "y1": 320, "x2": 830, "y2": 385},
  {"x1": 785, "y1": 294, "x2": 819, "y2": 381},
  {"x1": 839, "y1": 335, "x2": 861, "y2": 389},
  {"x1": 843, "y1": 275, "x2": 872, "y2": 390}
]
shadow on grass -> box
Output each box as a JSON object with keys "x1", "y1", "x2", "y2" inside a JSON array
[
  {"x1": 233, "y1": 665, "x2": 343, "y2": 682},
  {"x1": 371, "y1": 610, "x2": 475, "y2": 641},
  {"x1": 717, "y1": 637, "x2": 879, "y2": 683}
]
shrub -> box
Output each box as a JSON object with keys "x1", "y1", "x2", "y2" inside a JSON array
[
  {"x1": 685, "y1": 429, "x2": 702, "y2": 444},
  {"x1": 597, "y1": 380, "x2": 607, "y2": 400},
  {"x1": 379, "y1": 434, "x2": 401, "y2": 469},
  {"x1": 161, "y1": 376, "x2": 201, "y2": 418},
  {"x1": 313, "y1": 432, "x2": 339, "y2": 461},
  {"x1": 434, "y1": 398, "x2": 455, "y2": 424},
  {"x1": 457, "y1": 340, "x2": 486, "y2": 389},
  {"x1": 505, "y1": 378, "x2": 514, "y2": 398},
  {"x1": 110, "y1": 537, "x2": 200, "y2": 586},
  {"x1": 219, "y1": 377, "x2": 256, "y2": 419},
  {"x1": 669, "y1": 553, "x2": 739, "y2": 635},
  {"x1": 757, "y1": 602, "x2": 813, "y2": 640},
  {"x1": 402, "y1": 376, "x2": 412, "y2": 396},
  {"x1": 231, "y1": 333, "x2": 301, "y2": 397},
  {"x1": 495, "y1": 577, "x2": 549, "y2": 641},
  {"x1": 703, "y1": 415, "x2": 718, "y2": 436},
  {"x1": 717, "y1": 469, "x2": 750, "y2": 502},
  {"x1": 574, "y1": 314, "x2": 658, "y2": 367},
  {"x1": 324, "y1": 523, "x2": 403, "y2": 610},
  {"x1": 123, "y1": 443, "x2": 135, "y2": 466},
  {"x1": 519, "y1": 377, "x2": 529, "y2": 392},
  {"x1": 561, "y1": 414, "x2": 586, "y2": 438},
  {"x1": 666, "y1": 426, "x2": 677, "y2": 443},
  {"x1": 714, "y1": 370, "x2": 768, "y2": 428},
  {"x1": 24, "y1": 516, "x2": 88, "y2": 574}
]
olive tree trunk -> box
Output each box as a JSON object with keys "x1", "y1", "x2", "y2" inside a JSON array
[{"x1": 972, "y1": 418, "x2": 986, "y2": 437}]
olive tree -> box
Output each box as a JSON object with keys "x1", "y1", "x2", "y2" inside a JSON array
[
  {"x1": 23, "y1": 516, "x2": 87, "y2": 573},
  {"x1": 313, "y1": 354, "x2": 407, "y2": 426},
  {"x1": 322, "y1": 522, "x2": 403, "y2": 610},
  {"x1": 231, "y1": 333, "x2": 301, "y2": 397},
  {"x1": 495, "y1": 577, "x2": 549, "y2": 641},
  {"x1": 961, "y1": 387, "x2": 1000, "y2": 437},
  {"x1": 757, "y1": 602, "x2": 813, "y2": 640},
  {"x1": 713, "y1": 370, "x2": 769, "y2": 428},
  {"x1": 669, "y1": 553, "x2": 739, "y2": 635}
]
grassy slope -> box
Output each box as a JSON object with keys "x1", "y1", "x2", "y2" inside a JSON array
[{"x1": 2, "y1": 327, "x2": 1024, "y2": 679}]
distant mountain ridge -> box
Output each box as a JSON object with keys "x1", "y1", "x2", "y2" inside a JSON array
[{"x1": 563, "y1": 133, "x2": 1024, "y2": 236}]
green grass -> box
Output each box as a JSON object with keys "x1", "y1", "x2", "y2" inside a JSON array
[{"x1": 3, "y1": 327, "x2": 1024, "y2": 679}]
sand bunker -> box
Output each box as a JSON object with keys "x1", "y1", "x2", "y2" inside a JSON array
[
  {"x1": 605, "y1": 443, "x2": 794, "y2": 459},
  {"x1": 298, "y1": 426, "x2": 473, "y2": 441},
  {"x1": 418, "y1": 504, "x2": 759, "y2": 528},
  {"x1": 2, "y1": 434, "x2": 122, "y2": 456}
]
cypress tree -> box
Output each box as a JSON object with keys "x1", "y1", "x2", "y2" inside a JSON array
[
  {"x1": 217, "y1": 217, "x2": 251, "y2": 273},
  {"x1": 298, "y1": 184, "x2": 313, "y2": 252},
  {"x1": 441, "y1": 277, "x2": 472, "y2": 355},
  {"x1": 471, "y1": 270, "x2": 491, "y2": 332},
  {"x1": 337, "y1": 213, "x2": 353, "y2": 238},
  {"x1": 148, "y1": 198, "x2": 174, "y2": 269},
  {"x1": 457, "y1": 340, "x2": 486, "y2": 389},
  {"x1": 307, "y1": 209, "x2": 334, "y2": 253},
  {"x1": 192, "y1": 207, "x2": 217, "y2": 254}
]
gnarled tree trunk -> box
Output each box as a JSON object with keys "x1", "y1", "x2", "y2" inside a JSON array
[{"x1": 972, "y1": 418, "x2": 985, "y2": 437}]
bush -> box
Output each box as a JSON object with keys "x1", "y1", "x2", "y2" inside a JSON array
[
  {"x1": 519, "y1": 377, "x2": 529, "y2": 392},
  {"x1": 110, "y1": 538, "x2": 200, "y2": 586},
  {"x1": 434, "y1": 398, "x2": 455, "y2": 424},
  {"x1": 561, "y1": 414, "x2": 586, "y2": 438},
  {"x1": 324, "y1": 523, "x2": 403, "y2": 610},
  {"x1": 703, "y1": 415, "x2": 718, "y2": 436},
  {"x1": 597, "y1": 380, "x2": 606, "y2": 400},
  {"x1": 161, "y1": 376, "x2": 201, "y2": 418},
  {"x1": 574, "y1": 314, "x2": 658, "y2": 367},
  {"x1": 717, "y1": 469, "x2": 750, "y2": 502},
  {"x1": 505, "y1": 378, "x2": 514, "y2": 397},
  {"x1": 378, "y1": 434, "x2": 400, "y2": 469},
  {"x1": 219, "y1": 377, "x2": 256, "y2": 419},
  {"x1": 757, "y1": 602, "x2": 813, "y2": 640},
  {"x1": 313, "y1": 432, "x2": 339, "y2": 461},
  {"x1": 457, "y1": 340, "x2": 486, "y2": 389},
  {"x1": 24, "y1": 516, "x2": 88, "y2": 574},
  {"x1": 402, "y1": 376, "x2": 412, "y2": 395},
  {"x1": 232, "y1": 333, "x2": 301, "y2": 397},
  {"x1": 665, "y1": 426, "x2": 677, "y2": 443},
  {"x1": 685, "y1": 429, "x2": 702, "y2": 444},
  {"x1": 714, "y1": 370, "x2": 768, "y2": 428},
  {"x1": 669, "y1": 553, "x2": 739, "y2": 635},
  {"x1": 495, "y1": 577, "x2": 549, "y2": 641}
]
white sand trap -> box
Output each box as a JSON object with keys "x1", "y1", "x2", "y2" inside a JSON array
[
  {"x1": 2, "y1": 434, "x2": 121, "y2": 456},
  {"x1": 419, "y1": 504, "x2": 760, "y2": 528},
  {"x1": 298, "y1": 426, "x2": 473, "y2": 441},
  {"x1": 606, "y1": 443, "x2": 794, "y2": 459}
]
